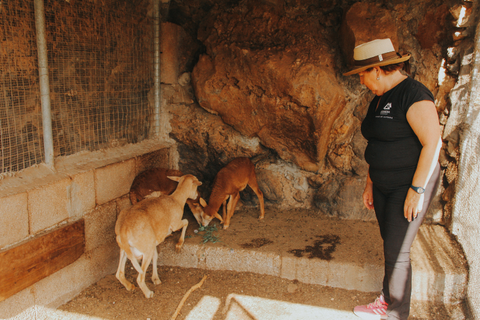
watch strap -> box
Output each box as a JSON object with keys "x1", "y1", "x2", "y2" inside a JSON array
[{"x1": 410, "y1": 185, "x2": 425, "y2": 194}]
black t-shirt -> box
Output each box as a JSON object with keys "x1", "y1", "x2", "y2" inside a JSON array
[{"x1": 361, "y1": 77, "x2": 434, "y2": 188}]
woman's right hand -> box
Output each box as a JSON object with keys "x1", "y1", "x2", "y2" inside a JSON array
[
  {"x1": 363, "y1": 185, "x2": 374, "y2": 210},
  {"x1": 363, "y1": 172, "x2": 374, "y2": 210}
]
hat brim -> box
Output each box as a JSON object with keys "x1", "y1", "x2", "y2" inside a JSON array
[{"x1": 343, "y1": 54, "x2": 411, "y2": 76}]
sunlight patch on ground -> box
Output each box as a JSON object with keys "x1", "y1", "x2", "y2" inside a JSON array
[
  {"x1": 185, "y1": 296, "x2": 221, "y2": 320},
  {"x1": 183, "y1": 294, "x2": 360, "y2": 320},
  {"x1": 35, "y1": 295, "x2": 360, "y2": 320}
]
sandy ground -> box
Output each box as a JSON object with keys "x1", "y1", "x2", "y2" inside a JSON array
[{"x1": 57, "y1": 265, "x2": 379, "y2": 320}]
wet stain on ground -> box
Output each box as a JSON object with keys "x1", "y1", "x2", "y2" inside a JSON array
[
  {"x1": 288, "y1": 234, "x2": 341, "y2": 260},
  {"x1": 241, "y1": 238, "x2": 274, "y2": 249}
]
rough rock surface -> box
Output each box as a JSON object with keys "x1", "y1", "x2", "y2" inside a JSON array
[
  {"x1": 163, "y1": 0, "x2": 458, "y2": 220},
  {"x1": 192, "y1": 1, "x2": 346, "y2": 172}
]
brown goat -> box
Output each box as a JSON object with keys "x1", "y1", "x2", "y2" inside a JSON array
[
  {"x1": 199, "y1": 157, "x2": 264, "y2": 229},
  {"x1": 129, "y1": 168, "x2": 204, "y2": 225}
]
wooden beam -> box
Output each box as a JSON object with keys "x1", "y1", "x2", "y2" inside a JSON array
[{"x1": 0, "y1": 219, "x2": 85, "y2": 302}]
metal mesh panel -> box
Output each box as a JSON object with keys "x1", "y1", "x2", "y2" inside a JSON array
[
  {"x1": 0, "y1": 0, "x2": 154, "y2": 174},
  {"x1": 0, "y1": 0, "x2": 44, "y2": 173},
  {"x1": 44, "y1": 0, "x2": 154, "y2": 157}
]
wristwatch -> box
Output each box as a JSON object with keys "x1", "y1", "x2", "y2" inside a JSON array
[{"x1": 410, "y1": 185, "x2": 425, "y2": 194}]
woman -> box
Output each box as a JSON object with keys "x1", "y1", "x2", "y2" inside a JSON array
[{"x1": 344, "y1": 39, "x2": 442, "y2": 320}]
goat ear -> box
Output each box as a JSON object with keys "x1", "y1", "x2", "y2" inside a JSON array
[
  {"x1": 199, "y1": 197, "x2": 207, "y2": 207},
  {"x1": 167, "y1": 175, "x2": 181, "y2": 182},
  {"x1": 215, "y1": 212, "x2": 224, "y2": 222}
]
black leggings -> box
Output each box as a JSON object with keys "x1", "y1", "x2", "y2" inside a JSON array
[{"x1": 372, "y1": 164, "x2": 440, "y2": 320}]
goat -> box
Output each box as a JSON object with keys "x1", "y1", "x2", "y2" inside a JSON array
[
  {"x1": 129, "y1": 168, "x2": 205, "y2": 225},
  {"x1": 115, "y1": 174, "x2": 202, "y2": 298},
  {"x1": 199, "y1": 157, "x2": 264, "y2": 229}
]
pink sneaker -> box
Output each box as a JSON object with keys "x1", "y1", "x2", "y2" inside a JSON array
[{"x1": 353, "y1": 295, "x2": 388, "y2": 320}]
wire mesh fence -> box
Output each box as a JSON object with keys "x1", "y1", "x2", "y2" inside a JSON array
[
  {"x1": 0, "y1": 0, "x2": 155, "y2": 175},
  {"x1": 1, "y1": 0, "x2": 44, "y2": 173}
]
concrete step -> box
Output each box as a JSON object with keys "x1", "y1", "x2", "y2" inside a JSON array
[{"x1": 157, "y1": 207, "x2": 468, "y2": 311}]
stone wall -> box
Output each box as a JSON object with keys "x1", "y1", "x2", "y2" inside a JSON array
[
  {"x1": 0, "y1": 140, "x2": 174, "y2": 319},
  {"x1": 449, "y1": 5, "x2": 480, "y2": 319}
]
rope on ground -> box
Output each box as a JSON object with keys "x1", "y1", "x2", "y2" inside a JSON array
[{"x1": 170, "y1": 275, "x2": 208, "y2": 320}]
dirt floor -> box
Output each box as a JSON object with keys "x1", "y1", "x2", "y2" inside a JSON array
[
  {"x1": 57, "y1": 206, "x2": 458, "y2": 320},
  {"x1": 58, "y1": 265, "x2": 380, "y2": 320}
]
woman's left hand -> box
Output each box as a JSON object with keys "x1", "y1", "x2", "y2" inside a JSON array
[{"x1": 404, "y1": 189, "x2": 424, "y2": 222}]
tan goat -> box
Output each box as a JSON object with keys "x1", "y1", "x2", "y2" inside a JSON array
[
  {"x1": 199, "y1": 157, "x2": 264, "y2": 229},
  {"x1": 129, "y1": 168, "x2": 205, "y2": 225},
  {"x1": 115, "y1": 174, "x2": 202, "y2": 298}
]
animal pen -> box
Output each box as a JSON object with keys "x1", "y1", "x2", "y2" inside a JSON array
[
  {"x1": 0, "y1": 0, "x2": 172, "y2": 314},
  {"x1": 0, "y1": 0, "x2": 479, "y2": 319}
]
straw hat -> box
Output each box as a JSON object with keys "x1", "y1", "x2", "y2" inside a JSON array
[{"x1": 343, "y1": 38, "x2": 411, "y2": 76}]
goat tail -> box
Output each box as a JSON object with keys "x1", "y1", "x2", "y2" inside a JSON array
[
  {"x1": 117, "y1": 234, "x2": 144, "y2": 275},
  {"x1": 127, "y1": 252, "x2": 143, "y2": 274}
]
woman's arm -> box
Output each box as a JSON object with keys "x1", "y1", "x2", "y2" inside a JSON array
[{"x1": 405, "y1": 100, "x2": 442, "y2": 222}]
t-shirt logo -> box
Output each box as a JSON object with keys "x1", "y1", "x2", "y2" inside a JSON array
[{"x1": 380, "y1": 103, "x2": 392, "y2": 116}]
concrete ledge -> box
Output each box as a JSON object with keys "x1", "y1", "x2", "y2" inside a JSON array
[
  {"x1": 205, "y1": 246, "x2": 281, "y2": 276},
  {"x1": 158, "y1": 237, "x2": 384, "y2": 293},
  {"x1": 157, "y1": 211, "x2": 467, "y2": 306},
  {"x1": 0, "y1": 139, "x2": 173, "y2": 199},
  {"x1": 280, "y1": 256, "x2": 383, "y2": 292}
]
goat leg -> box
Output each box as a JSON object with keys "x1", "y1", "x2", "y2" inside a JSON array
[
  {"x1": 152, "y1": 247, "x2": 161, "y2": 285},
  {"x1": 222, "y1": 197, "x2": 230, "y2": 223},
  {"x1": 136, "y1": 248, "x2": 154, "y2": 298},
  {"x1": 174, "y1": 219, "x2": 189, "y2": 252},
  {"x1": 116, "y1": 249, "x2": 135, "y2": 291},
  {"x1": 248, "y1": 179, "x2": 265, "y2": 220},
  {"x1": 224, "y1": 192, "x2": 240, "y2": 230}
]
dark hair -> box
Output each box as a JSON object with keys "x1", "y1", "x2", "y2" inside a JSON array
[
  {"x1": 365, "y1": 60, "x2": 411, "y2": 75},
  {"x1": 381, "y1": 61, "x2": 410, "y2": 74}
]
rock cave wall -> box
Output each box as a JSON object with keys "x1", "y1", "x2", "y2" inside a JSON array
[{"x1": 161, "y1": 0, "x2": 470, "y2": 223}]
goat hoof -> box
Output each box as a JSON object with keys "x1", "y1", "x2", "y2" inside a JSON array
[
  {"x1": 223, "y1": 224, "x2": 229, "y2": 230},
  {"x1": 175, "y1": 244, "x2": 183, "y2": 252},
  {"x1": 143, "y1": 290, "x2": 154, "y2": 299},
  {"x1": 121, "y1": 281, "x2": 135, "y2": 291},
  {"x1": 153, "y1": 278, "x2": 162, "y2": 285}
]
